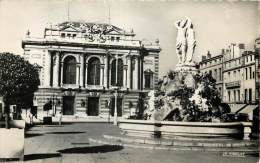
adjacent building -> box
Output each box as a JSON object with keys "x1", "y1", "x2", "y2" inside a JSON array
[
  {"x1": 199, "y1": 51, "x2": 223, "y2": 98},
  {"x1": 199, "y1": 42, "x2": 259, "y2": 120},
  {"x1": 22, "y1": 21, "x2": 160, "y2": 118}
]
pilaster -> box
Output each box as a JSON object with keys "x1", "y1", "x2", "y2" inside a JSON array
[
  {"x1": 53, "y1": 51, "x2": 60, "y2": 87},
  {"x1": 44, "y1": 50, "x2": 51, "y2": 87},
  {"x1": 127, "y1": 58, "x2": 131, "y2": 89},
  {"x1": 80, "y1": 54, "x2": 84, "y2": 87}
]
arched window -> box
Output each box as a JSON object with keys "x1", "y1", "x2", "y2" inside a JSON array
[
  {"x1": 87, "y1": 57, "x2": 100, "y2": 85},
  {"x1": 111, "y1": 59, "x2": 123, "y2": 86},
  {"x1": 63, "y1": 56, "x2": 76, "y2": 84}
]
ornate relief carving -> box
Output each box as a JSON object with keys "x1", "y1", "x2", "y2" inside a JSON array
[{"x1": 58, "y1": 22, "x2": 123, "y2": 43}]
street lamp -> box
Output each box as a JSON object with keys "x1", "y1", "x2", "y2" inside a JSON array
[
  {"x1": 50, "y1": 94, "x2": 58, "y2": 117},
  {"x1": 113, "y1": 83, "x2": 121, "y2": 125}
]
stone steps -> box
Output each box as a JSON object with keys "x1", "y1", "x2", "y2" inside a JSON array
[
  {"x1": 88, "y1": 134, "x2": 259, "y2": 156},
  {"x1": 103, "y1": 134, "x2": 259, "y2": 148}
]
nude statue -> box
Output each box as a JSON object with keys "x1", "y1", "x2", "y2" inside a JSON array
[
  {"x1": 175, "y1": 17, "x2": 196, "y2": 66},
  {"x1": 185, "y1": 21, "x2": 196, "y2": 64}
]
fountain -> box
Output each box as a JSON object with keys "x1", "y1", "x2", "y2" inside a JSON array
[{"x1": 119, "y1": 18, "x2": 252, "y2": 140}]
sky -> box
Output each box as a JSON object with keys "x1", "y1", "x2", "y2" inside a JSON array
[{"x1": 0, "y1": 0, "x2": 259, "y2": 77}]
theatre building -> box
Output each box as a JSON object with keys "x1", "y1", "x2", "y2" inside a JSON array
[{"x1": 22, "y1": 21, "x2": 160, "y2": 118}]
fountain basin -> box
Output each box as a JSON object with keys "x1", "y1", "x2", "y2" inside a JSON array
[{"x1": 118, "y1": 120, "x2": 252, "y2": 140}]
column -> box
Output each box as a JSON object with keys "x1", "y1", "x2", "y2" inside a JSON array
[
  {"x1": 80, "y1": 54, "x2": 84, "y2": 87},
  {"x1": 76, "y1": 64, "x2": 80, "y2": 86},
  {"x1": 60, "y1": 62, "x2": 64, "y2": 86},
  {"x1": 127, "y1": 58, "x2": 131, "y2": 89},
  {"x1": 45, "y1": 50, "x2": 52, "y2": 87},
  {"x1": 100, "y1": 64, "x2": 104, "y2": 86},
  {"x1": 104, "y1": 56, "x2": 108, "y2": 88},
  {"x1": 115, "y1": 57, "x2": 118, "y2": 84},
  {"x1": 53, "y1": 51, "x2": 60, "y2": 87},
  {"x1": 134, "y1": 57, "x2": 138, "y2": 89},
  {"x1": 123, "y1": 65, "x2": 127, "y2": 88},
  {"x1": 138, "y1": 57, "x2": 141, "y2": 89},
  {"x1": 85, "y1": 63, "x2": 88, "y2": 87}
]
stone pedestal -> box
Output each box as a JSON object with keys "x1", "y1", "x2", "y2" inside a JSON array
[
  {"x1": 174, "y1": 64, "x2": 198, "y2": 89},
  {"x1": 174, "y1": 63, "x2": 198, "y2": 75}
]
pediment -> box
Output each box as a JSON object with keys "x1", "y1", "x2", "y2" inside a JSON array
[
  {"x1": 107, "y1": 30, "x2": 122, "y2": 35},
  {"x1": 60, "y1": 26, "x2": 80, "y2": 32}
]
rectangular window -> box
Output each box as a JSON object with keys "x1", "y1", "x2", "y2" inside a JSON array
[
  {"x1": 250, "y1": 55, "x2": 252, "y2": 61},
  {"x1": 249, "y1": 67, "x2": 252, "y2": 79},
  {"x1": 214, "y1": 69, "x2": 217, "y2": 80},
  {"x1": 111, "y1": 36, "x2": 115, "y2": 41},
  {"x1": 145, "y1": 73, "x2": 153, "y2": 89},
  {"x1": 244, "y1": 89, "x2": 247, "y2": 103},
  {"x1": 116, "y1": 37, "x2": 120, "y2": 42},
  {"x1": 219, "y1": 68, "x2": 222, "y2": 80},
  {"x1": 249, "y1": 89, "x2": 252, "y2": 103},
  {"x1": 72, "y1": 34, "x2": 76, "y2": 38},
  {"x1": 61, "y1": 33, "x2": 65, "y2": 38},
  {"x1": 245, "y1": 68, "x2": 248, "y2": 80},
  {"x1": 228, "y1": 91, "x2": 231, "y2": 102},
  {"x1": 234, "y1": 90, "x2": 236, "y2": 102},
  {"x1": 237, "y1": 90, "x2": 240, "y2": 102}
]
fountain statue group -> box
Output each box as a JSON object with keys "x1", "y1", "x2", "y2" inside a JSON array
[
  {"x1": 142, "y1": 18, "x2": 230, "y2": 122},
  {"x1": 120, "y1": 18, "x2": 250, "y2": 141}
]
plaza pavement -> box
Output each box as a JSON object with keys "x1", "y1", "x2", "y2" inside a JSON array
[{"x1": 19, "y1": 123, "x2": 259, "y2": 163}]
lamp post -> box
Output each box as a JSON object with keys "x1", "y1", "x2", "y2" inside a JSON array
[
  {"x1": 51, "y1": 94, "x2": 57, "y2": 117},
  {"x1": 113, "y1": 84, "x2": 120, "y2": 125}
]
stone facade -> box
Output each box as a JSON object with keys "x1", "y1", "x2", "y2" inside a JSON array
[
  {"x1": 199, "y1": 51, "x2": 223, "y2": 98},
  {"x1": 199, "y1": 43, "x2": 258, "y2": 105},
  {"x1": 22, "y1": 21, "x2": 160, "y2": 118}
]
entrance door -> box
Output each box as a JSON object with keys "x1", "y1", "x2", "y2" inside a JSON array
[
  {"x1": 63, "y1": 96, "x2": 74, "y2": 115},
  {"x1": 87, "y1": 97, "x2": 99, "y2": 116},
  {"x1": 111, "y1": 98, "x2": 122, "y2": 117}
]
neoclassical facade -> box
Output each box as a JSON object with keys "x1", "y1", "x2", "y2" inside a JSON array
[{"x1": 22, "y1": 21, "x2": 160, "y2": 118}]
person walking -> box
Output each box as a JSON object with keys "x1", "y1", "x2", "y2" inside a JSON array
[
  {"x1": 58, "y1": 111, "x2": 62, "y2": 125},
  {"x1": 29, "y1": 111, "x2": 33, "y2": 125}
]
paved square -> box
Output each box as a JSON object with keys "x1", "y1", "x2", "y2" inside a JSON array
[{"x1": 23, "y1": 123, "x2": 258, "y2": 163}]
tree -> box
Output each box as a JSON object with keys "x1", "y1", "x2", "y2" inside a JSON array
[{"x1": 0, "y1": 52, "x2": 40, "y2": 128}]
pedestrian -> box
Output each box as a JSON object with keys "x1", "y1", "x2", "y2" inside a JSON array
[
  {"x1": 58, "y1": 111, "x2": 62, "y2": 125},
  {"x1": 29, "y1": 111, "x2": 33, "y2": 125}
]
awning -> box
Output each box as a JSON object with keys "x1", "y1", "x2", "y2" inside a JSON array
[
  {"x1": 239, "y1": 105, "x2": 259, "y2": 114},
  {"x1": 237, "y1": 105, "x2": 259, "y2": 121},
  {"x1": 230, "y1": 104, "x2": 247, "y2": 113}
]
